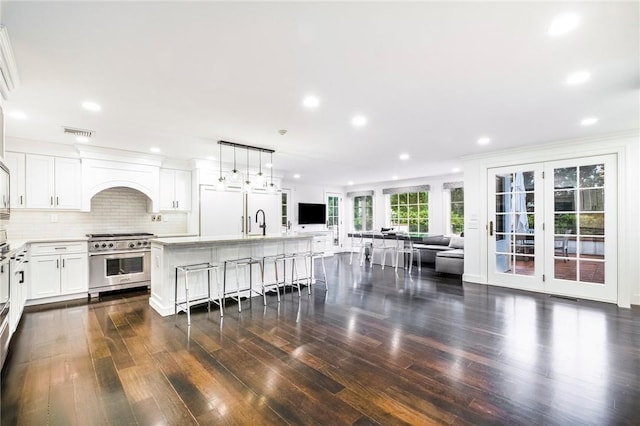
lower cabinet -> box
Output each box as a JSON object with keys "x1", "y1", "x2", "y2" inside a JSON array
[
  {"x1": 9, "y1": 246, "x2": 28, "y2": 334},
  {"x1": 29, "y1": 242, "x2": 87, "y2": 300}
]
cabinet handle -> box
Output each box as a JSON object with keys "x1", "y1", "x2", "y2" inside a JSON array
[
  {"x1": 56, "y1": 196, "x2": 59, "y2": 206},
  {"x1": 56, "y1": 259, "x2": 59, "y2": 269},
  {"x1": 20, "y1": 195, "x2": 23, "y2": 205},
  {"x1": 241, "y1": 216, "x2": 244, "y2": 233},
  {"x1": 176, "y1": 200, "x2": 179, "y2": 209},
  {"x1": 51, "y1": 196, "x2": 54, "y2": 206},
  {"x1": 62, "y1": 259, "x2": 65, "y2": 268},
  {"x1": 19, "y1": 271, "x2": 24, "y2": 284}
]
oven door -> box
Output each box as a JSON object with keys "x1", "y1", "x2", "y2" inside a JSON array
[{"x1": 89, "y1": 251, "x2": 150, "y2": 291}]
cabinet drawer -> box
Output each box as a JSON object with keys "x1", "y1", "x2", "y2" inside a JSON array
[{"x1": 30, "y1": 241, "x2": 87, "y2": 256}]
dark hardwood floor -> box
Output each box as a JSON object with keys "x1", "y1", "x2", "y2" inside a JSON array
[{"x1": 2, "y1": 254, "x2": 639, "y2": 425}]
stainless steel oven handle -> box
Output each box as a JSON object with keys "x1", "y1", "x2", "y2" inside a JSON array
[{"x1": 89, "y1": 250, "x2": 151, "y2": 257}]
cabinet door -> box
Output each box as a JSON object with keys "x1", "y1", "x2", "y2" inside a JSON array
[
  {"x1": 54, "y1": 157, "x2": 82, "y2": 209},
  {"x1": 60, "y1": 253, "x2": 88, "y2": 295},
  {"x1": 173, "y1": 170, "x2": 191, "y2": 211},
  {"x1": 246, "y1": 192, "x2": 281, "y2": 236},
  {"x1": 25, "y1": 155, "x2": 55, "y2": 208},
  {"x1": 199, "y1": 186, "x2": 243, "y2": 236},
  {"x1": 4, "y1": 152, "x2": 25, "y2": 208},
  {"x1": 159, "y1": 169, "x2": 176, "y2": 210},
  {"x1": 29, "y1": 255, "x2": 61, "y2": 299}
]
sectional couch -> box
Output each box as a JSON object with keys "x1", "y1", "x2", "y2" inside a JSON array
[{"x1": 413, "y1": 235, "x2": 464, "y2": 275}]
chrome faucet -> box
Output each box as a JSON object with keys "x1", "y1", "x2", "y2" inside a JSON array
[{"x1": 256, "y1": 209, "x2": 266, "y2": 236}]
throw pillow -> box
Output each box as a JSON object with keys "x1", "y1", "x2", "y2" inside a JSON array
[{"x1": 449, "y1": 236, "x2": 464, "y2": 249}]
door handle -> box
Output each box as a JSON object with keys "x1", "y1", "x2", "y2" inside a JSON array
[{"x1": 489, "y1": 221, "x2": 494, "y2": 236}]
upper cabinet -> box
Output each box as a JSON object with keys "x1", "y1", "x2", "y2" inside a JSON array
[
  {"x1": 4, "y1": 152, "x2": 26, "y2": 209},
  {"x1": 25, "y1": 155, "x2": 81, "y2": 209},
  {"x1": 159, "y1": 169, "x2": 191, "y2": 211}
]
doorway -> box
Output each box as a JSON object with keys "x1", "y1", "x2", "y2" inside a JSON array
[{"x1": 326, "y1": 193, "x2": 342, "y2": 249}]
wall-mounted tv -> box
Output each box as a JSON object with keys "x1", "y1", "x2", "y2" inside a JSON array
[{"x1": 298, "y1": 203, "x2": 326, "y2": 225}]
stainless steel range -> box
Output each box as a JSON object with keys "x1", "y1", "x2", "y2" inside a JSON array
[{"x1": 87, "y1": 233, "x2": 154, "y2": 298}]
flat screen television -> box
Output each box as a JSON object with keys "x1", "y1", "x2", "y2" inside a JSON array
[{"x1": 298, "y1": 203, "x2": 326, "y2": 225}]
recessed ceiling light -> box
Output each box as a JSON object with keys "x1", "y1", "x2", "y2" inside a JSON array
[
  {"x1": 82, "y1": 101, "x2": 101, "y2": 112},
  {"x1": 150, "y1": 147, "x2": 161, "y2": 153},
  {"x1": 9, "y1": 111, "x2": 27, "y2": 120},
  {"x1": 76, "y1": 136, "x2": 89, "y2": 143},
  {"x1": 392, "y1": 176, "x2": 398, "y2": 180},
  {"x1": 581, "y1": 117, "x2": 598, "y2": 126},
  {"x1": 293, "y1": 174, "x2": 301, "y2": 179},
  {"x1": 399, "y1": 153, "x2": 410, "y2": 161},
  {"x1": 452, "y1": 167, "x2": 461, "y2": 173},
  {"x1": 477, "y1": 137, "x2": 491, "y2": 145},
  {"x1": 303, "y1": 96, "x2": 319, "y2": 108},
  {"x1": 347, "y1": 181, "x2": 354, "y2": 185},
  {"x1": 548, "y1": 13, "x2": 580, "y2": 36},
  {"x1": 352, "y1": 115, "x2": 367, "y2": 127},
  {"x1": 566, "y1": 71, "x2": 590, "y2": 85}
]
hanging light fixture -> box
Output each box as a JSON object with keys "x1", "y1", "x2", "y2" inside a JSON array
[
  {"x1": 229, "y1": 145, "x2": 240, "y2": 184},
  {"x1": 267, "y1": 151, "x2": 277, "y2": 193},
  {"x1": 254, "y1": 150, "x2": 266, "y2": 188},
  {"x1": 243, "y1": 148, "x2": 252, "y2": 192},
  {"x1": 216, "y1": 143, "x2": 226, "y2": 190}
]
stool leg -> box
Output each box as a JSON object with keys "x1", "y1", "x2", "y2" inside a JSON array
[
  {"x1": 207, "y1": 269, "x2": 211, "y2": 314},
  {"x1": 274, "y1": 258, "x2": 281, "y2": 302},
  {"x1": 262, "y1": 259, "x2": 267, "y2": 306},
  {"x1": 408, "y1": 252, "x2": 413, "y2": 274},
  {"x1": 235, "y1": 262, "x2": 242, "y2": 313},
  {"x1": 215, "y1": 267, "x2": 223, "y2": 317},
  {"x1": 185, "y1": 272, "x2": 191, "y2": 326},
  {"x1": 320, "y1": 256, "x2": 328, "y2": 291},
  {"x1": 292, "y1": 258, "x2": 301, "y2": 297}
]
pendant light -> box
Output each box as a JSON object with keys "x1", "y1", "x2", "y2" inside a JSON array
[
  {"x1": 216, "y1": 143, "x2": 225, "y2": 190},
  {"x1": 255, "y1": 150, "x2": 266, "y2": 188},
  {"x1": 267, "y1": 152, "x2": 277, "y2": 193},
  {"x1": 229, "y1": 145, "x2": 240, "y2": 184},
  {"x1": 243, "y1": 148, "x2": 252, "y2": 192}
]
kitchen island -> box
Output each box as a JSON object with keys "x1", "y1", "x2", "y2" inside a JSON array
[{"x1": 149, "y1": 233, "x2": 316, "y2": 316}]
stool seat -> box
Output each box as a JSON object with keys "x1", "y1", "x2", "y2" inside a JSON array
[{"x1": 174, "y1": 262, "x2": 222, "y2": 326}]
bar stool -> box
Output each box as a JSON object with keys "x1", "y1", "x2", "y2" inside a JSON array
[
  {"x1": 394, "y1": 234, "x2": 422, "y2": 273},
  {"x1": 223, "y1": 246, "x2": 263, "y2": 313},
  {"x1": 174, "y1": 262, "x2": 222, "y2": 326},
  {"x1": 299, "y1": 238, "x2": 328, "y2": 295},
  {"x1": 350, "y1": 232, "x2": 368, "y2": 266},
  {"x1": 370, "y1": 232, "x2": 394, "y2": 269},
  {"x1": 275, "y1": 239, "x2": 304, "y2": 297},
  {"x1": 258, "y1": 242, "x2": 284, "y2": 306}
]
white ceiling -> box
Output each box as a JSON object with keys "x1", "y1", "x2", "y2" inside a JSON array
[{"x1": 1, "y1": 1, "x2": 638, "y2": 186}]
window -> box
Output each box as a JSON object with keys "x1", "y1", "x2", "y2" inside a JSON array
[
  {"x1": 281, "y1": 192, "x2": 288, "y2": 227},
  {"x1": 450, "y1": 187, "x2": 464, "y2": 235},
  {"x1": 389, "y1": 191, "x2": 428, "y2": 232},
  {"x1": 353, "y1": 195, "x2": 373, "y2": 231}
]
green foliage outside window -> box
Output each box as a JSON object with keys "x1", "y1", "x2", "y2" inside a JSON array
[
  {"x1": 450, "y1": 188, "x2": 464, "y2": 235},
  {"x1": 389, "y1": 191, "x2": 428, "y2": 233},
  {"x1": 353, "y1": 195, "x2": 373, "y2": 231}
]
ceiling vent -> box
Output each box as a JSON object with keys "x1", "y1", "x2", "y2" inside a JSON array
[
  {"x1": 63, "y1": 127, "x2": 94, "y2": 138},
  {"x1": 0, "y1": 26, "x2": 20, "y2": 100}
]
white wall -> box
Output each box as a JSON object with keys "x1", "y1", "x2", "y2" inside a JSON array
[
  {"x1": 462, "y1": 131, "x2": 639, "y2": 308},
  {"x1": 7, "y1": 187, "x2": 187, "y2": 240}
]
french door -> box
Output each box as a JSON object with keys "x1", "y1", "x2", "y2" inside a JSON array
[
  {"x1": 326, "y1": 193, "x2": 342, "y2": 249},
  {"x1": 488, "y1": 155, "x2": 617, "y2": 302}
]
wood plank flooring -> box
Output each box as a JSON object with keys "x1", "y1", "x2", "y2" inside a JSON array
[{"x1": 2, "y1": 254, "x2": 639, "y2": 425}]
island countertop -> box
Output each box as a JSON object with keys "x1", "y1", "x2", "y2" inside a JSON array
[{"x1": 151, "y1": 233, "x2": 316, "y2": 247}]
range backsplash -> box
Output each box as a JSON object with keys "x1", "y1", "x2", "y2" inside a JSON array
[{"x1": 6, "y1": 187, "x2": 188, "y2": 240}]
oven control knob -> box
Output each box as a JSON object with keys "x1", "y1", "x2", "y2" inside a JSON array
[
  {"x1": 101, "y1": 243, "x2": 107, "y2": 248},
  {"x1": 108, "y1": 243, "x2": 114, "y2": 248},
  {"x1": 137, "y1": 241, "x2": 142, "y2": 246},
  {"x1": 93, "y1": 243, "x2": 100, "y2": 249},
  {"x1": 143, "y1": 241, "x2": 148, "y2": 246},
  {"x1": 129, "y1": 243, "x2": 135, "y2": 248}
]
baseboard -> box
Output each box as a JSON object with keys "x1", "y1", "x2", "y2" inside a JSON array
[
  {"x1": 25, "y1": 292, "x2": 88, "y2": 307},
  {"x1": 632, "y1": 293, "x2": 640, "y2": 306},
  {"x1": 462, "y1": 273, "x2": 486, "y2": 284},
  {"x1": 149, "y1": 296, "x2": 173, "y2": 317}
]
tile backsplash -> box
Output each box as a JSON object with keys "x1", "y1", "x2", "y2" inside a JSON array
[{"x1": 6, "y1": 187, "x2": 188, "y2": 240}]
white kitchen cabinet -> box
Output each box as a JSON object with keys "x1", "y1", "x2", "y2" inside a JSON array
[
  {"x1": 25, "y1": 154, "x2": 81, "y2": 209},
  {"x1": 4, "y1": 152, "x2": 26, "y2": 209},
  {"x1": 29, "y1": 242, "x2": 87, "y2": 300},
  {"x1": 9, "y1": 246, "x2": 28, "y2": 333},
  {"x1": 245, "y1": 192, "x2": 281, "y2": 236},
  {"x1": 159, "y1": 168, "x2": 191, "y2": 211}
]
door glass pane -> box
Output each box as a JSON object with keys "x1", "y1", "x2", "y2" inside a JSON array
[
  {"x1": 579, "y1": 164, "x2": 604, "y2": 187},
  {"x1": 555, "y1": 258, "x2": 577, "y2": 281},
  {"x1": 579, "y1": 236, "x2": 604, "y2": 260},
  {"x1": 554, "y1": 213, "x2": 576, "y2": 234},
  {"x1": 554, "y1": 190, "x2": 576, "y2": 211},
  {"x1": 579, "y1": 260, "x2": 605, "y2": 284},
  {"x1": 554, "y1": 167, "x2": 577, "y2": 189},
  {"x1": 579, "y1": 213, "x2": 604, "y2": 235},
  {"x1": 580, "y1": 188, "x2": 604, "y2": 211}
]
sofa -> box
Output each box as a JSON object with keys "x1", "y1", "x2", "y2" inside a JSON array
[{"x1": 414, "y1": 235, "x2": 464, "y2": 275}]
